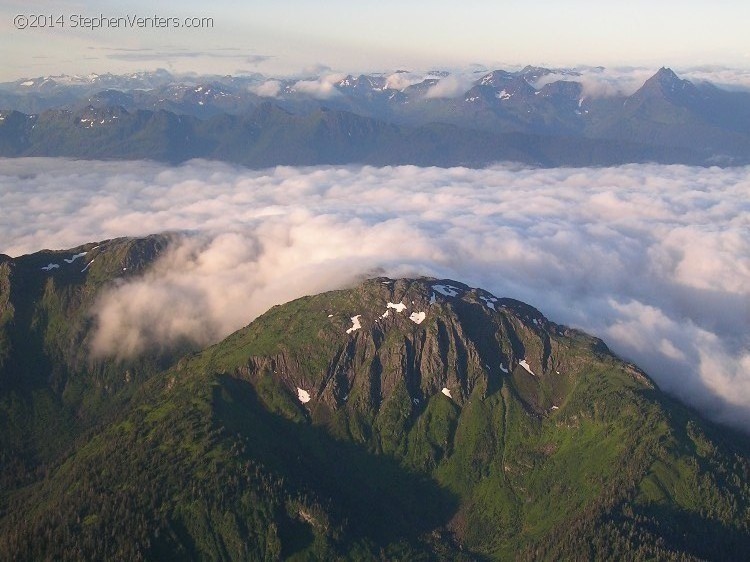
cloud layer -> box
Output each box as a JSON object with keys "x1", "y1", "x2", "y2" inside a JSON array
[
  {"x1": 1, "y1": 158, "x2": 748, "y2": 428},
  {"x1": 531, "y1": 65, "x2": 750, "y2": 96}
]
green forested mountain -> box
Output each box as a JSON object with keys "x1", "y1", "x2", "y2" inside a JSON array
[{"x1": 1, "y1": 239, "x2": 749, "y2": 560}]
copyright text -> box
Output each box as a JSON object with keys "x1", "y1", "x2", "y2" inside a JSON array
[{"x1": 13, "y1": 14, "x2": 214, "y2": 30}]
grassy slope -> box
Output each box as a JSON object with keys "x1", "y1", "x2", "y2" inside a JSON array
[{"x1": 1, "y1": 276, "x2": 749, "y2": 560}]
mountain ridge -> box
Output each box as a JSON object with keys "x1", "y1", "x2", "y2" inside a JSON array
[
  {"x1": 2, "y1": 66, "x2": 749, "y2": 167},
  {"x1": 1, "y1": 239, "x2": 750, "y2": 559}
]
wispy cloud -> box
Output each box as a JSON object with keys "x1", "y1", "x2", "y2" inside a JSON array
[
  {"x1": 531, "y1": 65, "x2": 750, "y2": 97},
  {"x1": 250, "y1": 79, "x2": 282, "y2": 97},
  {"x1": 95, "y1": 46, "x2": 272, "y2": 65},
  {"x1": 532, "y1": 67, "x2": 655, "y2": 97},
  {"x1": 425, "y1": 74, "x2": 475, "y2": 99},
  {"x1": 291, "y1": 73, "x2": 347, "y2": 99},
  {"x1": 1, "y1": 158, "x2": 748, "y2": 429}
]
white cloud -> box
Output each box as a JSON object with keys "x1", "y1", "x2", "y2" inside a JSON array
[
  {"x1": 532, "y1": 67, "x2": 655, "y2": 98},
  {"x1": 251, "y1": 79, "x2": 282, "y2": 97},
  {"x1": 676, "y1": 65, "x2": 750, "y2": 92},
  {"x1": 291, "y1": 73, "x2": 347, "y2": 99},
  {"x1": 1, "y1": 158, "x2": 749, "y2": 429},
  {"x1": 424, "y1": 74, "x2": 475, "y2": 99},
  {"x1": 384, "y1": 71, "x2": 425, "y2": 91},
  {"x1": 530, "y1": 65, "x2": 750, "y2": 98}
]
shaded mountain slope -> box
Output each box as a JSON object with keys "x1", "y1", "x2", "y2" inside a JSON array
[{"x1": 1, "y1": 252, "x2": 750, "y2": 559}]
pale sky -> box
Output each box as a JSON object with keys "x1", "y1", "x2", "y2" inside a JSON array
[{"x1": 1, "y1": 0, "x2": 749, "y2": 80}]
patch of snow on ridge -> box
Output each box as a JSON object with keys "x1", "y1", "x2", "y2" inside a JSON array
[
  {"x1": 432, "y1": 284, "x2": 461, "y2": 297},
  {"x1": 480, "y1": 295, "x2": 498, "y2": 310},
  {"x1": 41, "y1": 263, "x2": 59, "y2": 271},
  {"x1": 346, "y1": 315, "x2": 362, "y2": 334},
  {"x1": 442, "y1": 387, "x2": 452, "y2": 398},
  {"x1": 519, "y1": 359, "x2": 536, "y2": 376},
  {"x1": 64, "y1": 252, "x2": 87, "y2": 264},
  {"x1": 297, "y1": 388, "x2": 311, "y2": 403},
  {"x1": 381, "y1": 310, "x2": 390, "y2": 319},
  {"x1": 387, "y1": 302, "x2": 407, "y2": 312},
  {"x1": 409, "y1": 311, "x2": 426, "y2": 324},
  {"x1": 499, "y1": 364, "x2": 509, "y2": 373}
]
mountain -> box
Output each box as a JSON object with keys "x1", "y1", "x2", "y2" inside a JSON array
[
  {"x1": 587, "y1": 67, "x2": 750, "y2": 162},
  {"x1": 0, "y1": 101, "x2": 710, "y2": 167},
  {"x1": 1, "y1": 239, "x2": 750, "y2": 560},
  {"x1": 2, "y1": 66, "x2": 748, "y2": 166}
]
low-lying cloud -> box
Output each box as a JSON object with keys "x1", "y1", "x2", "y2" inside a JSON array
[
  {"x1": 532, "y1": 65, "x2": 750, "y2": 97},
  {"x1": 1, "y1": 158, "x2": 748, "y2": 429},
  {"x1": 425, "y1": 74, "x2": 476, "y2": 99},
  {"x1": 532, "y1": 67, "x2": 656, "y2": 97},
  {"x1": 291, "y1": 74, "x2": 347, "y2": 99}
]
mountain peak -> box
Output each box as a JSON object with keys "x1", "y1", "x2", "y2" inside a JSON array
[
  {"x1": 656, "y1": 66, "x2": 678, "y2": 79},
  {"x1": 640, "y1": 66, "x2": 696, "y2": 96}
]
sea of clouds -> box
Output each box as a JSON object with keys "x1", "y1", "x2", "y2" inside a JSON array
[{"x1": 1, "y1": 158, "x2": 748, "y2": 428}]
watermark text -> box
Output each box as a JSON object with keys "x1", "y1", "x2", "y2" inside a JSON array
[{"x1": 13, "y1": 14, "x2": 214, "y2": 30}]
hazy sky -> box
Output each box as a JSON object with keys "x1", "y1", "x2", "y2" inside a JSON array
[{"x1": 2, "y1": 0, "x2": 749, "y2": 80}]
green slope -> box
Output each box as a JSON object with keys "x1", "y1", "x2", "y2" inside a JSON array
[{"x1": 1, "y1": 261, "x2": 749, "y2": 560}]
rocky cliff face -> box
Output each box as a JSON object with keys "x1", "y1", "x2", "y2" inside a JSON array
[{"x1": 235, "y1": 277, "x2": 640, "y2": 419}]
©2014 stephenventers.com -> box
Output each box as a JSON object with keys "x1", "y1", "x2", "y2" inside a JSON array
[{"x1": 12, "y1": 13, "x2": 214, "y2": 30}]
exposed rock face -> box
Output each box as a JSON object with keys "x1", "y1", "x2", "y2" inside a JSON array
[{"x1": 233, "y1": 276, "x2": 648, "y2": 429}]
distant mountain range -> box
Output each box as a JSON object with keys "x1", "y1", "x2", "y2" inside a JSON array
[
  {"x1": 1, "y1": 66, "x2": 749, "y2": 167},
  {"x1": 2, "y1": 236, "x2": 750, "y2": 559}
]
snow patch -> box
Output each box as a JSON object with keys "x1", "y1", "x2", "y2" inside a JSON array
[
  {"x1": 387, "y1": 302, "x2": 407, "y2": 312},
  {"x1": 441, "y1": 387, "x2": 453, "y2": 398},
  {"x1": 551, "y1": 405, "x2": 559, "y2": 410},
  {"x1": 432, "y1": 284, "x2": 461, "y2": 297},
  {"x1": 480, "y1": 294, "x2": 498, "y2": 310},
  {"x1": 41, "y1": 263, "x2": 59, "y2": 271},
  {"x1": 346, "y1": 315, "x2": 362, "y2": 334},
  {"x1": 81, "y1": 258, "x2": 95, "y2": 273},
  {"x1": 20, "y1": 80, "x2": 34, "y2": 87},
  {"x1": 381, "y1": 310, "x2": 390, "y2": 319},
  {"x1": 429, "y1": 292, "x2": 436, "y2": 305},
  {"x1": 64, "y1": 251, "x2": 87, "y2": 264},
  {"x1": 499, "y1": 363, "x2": 509, "y2": 373},
  {"x1": 297, "y1": 388, "x2": 311, "y2": 403},
  {"x1": 328, "y1": 314, "x2": 333, "y2": 318},
  {"x1": 409, "y1": 311, "x2": 426, "y2": 324},
  {"x1": 519, "y1": 359, "x2": 536, "y2": 376}
]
